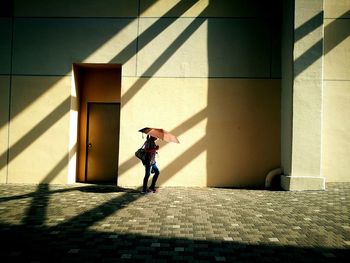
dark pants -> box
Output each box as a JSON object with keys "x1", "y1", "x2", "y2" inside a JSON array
[{"x1": 143, "y1": 163, "x2": 160, "y2": 191}]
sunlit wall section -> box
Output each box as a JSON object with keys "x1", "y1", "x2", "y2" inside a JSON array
[
  {"x1": 8, "y1": 77, "x2": 71, "y2": 183},
  {"x1": 322, "y1": 1, "x2": 350, "y2": 182}
]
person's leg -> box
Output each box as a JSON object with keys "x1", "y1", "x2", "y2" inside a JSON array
[
  {"x1": 142, "y1": 165, "x2": 152, "y2": 192},
  {"x1": 149, "y1": 163, "x2": 160, "y2": 191}
]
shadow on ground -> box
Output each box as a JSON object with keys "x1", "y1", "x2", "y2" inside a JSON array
[
  {"x1": 1, "y1": 183, "x2": 349, "y2": 262},
  {"x1": 1, "y1": 223, "x2": 348, "y2": 262}
]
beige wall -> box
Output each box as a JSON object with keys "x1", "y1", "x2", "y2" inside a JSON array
[
  {"x1": 281, "y1": 0, "x2": 326, "y2": 190},
  {"x1": 322, "y1": 1, "x2": 350, "y2": 182},
  {"x1": 8, "y1": 76, "x2": 71, "y2": 184},
  {"x1": 206, "y1": 79, "x2": 280, "y2": 187},
  {"x1": 1, "y1": 0, "x2": 281, "y2": 187},
  {"x1": 2, "y1": 0, "x2": 349, "y2": 187},
  {"x1": 280, "y1": 0, "x2": 350, "y2": 189}
]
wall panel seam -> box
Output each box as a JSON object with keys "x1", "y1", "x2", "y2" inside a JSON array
[
  {"x1": 12, "y1": 16, "x2": 278, "y2": 20},
  {"x1": 324, "y1": 17, "x2": 350, "y2": 20},
  {"x1": 123, "y1": 76, "x2": 281, "y2": 80},
  {"x1": 8, "y1": 74, "x2": 282, "y2": 80},
  {"x1": 323, "y1": 79, "x2": 350, "y2": 82},
  {"x1": 13, "y1": 16, "x2": 138, "y2": 19}
]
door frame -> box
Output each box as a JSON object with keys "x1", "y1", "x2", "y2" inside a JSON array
[{"x1": 72, "y1": 63, "x2": 121, "y2": 184}]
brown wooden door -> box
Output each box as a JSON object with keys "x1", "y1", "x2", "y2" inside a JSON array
[{"x1": 86, "y1": 103, "x2": 120, "y2": 183}]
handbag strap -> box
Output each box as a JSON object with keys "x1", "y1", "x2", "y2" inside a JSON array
[{"x1": 140, "y1": 141, "x2": 147, "y2": 149}]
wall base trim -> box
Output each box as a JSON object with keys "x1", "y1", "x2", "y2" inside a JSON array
[{"x1": 281, "y1": 175, "x2": 325, "y2": 191}]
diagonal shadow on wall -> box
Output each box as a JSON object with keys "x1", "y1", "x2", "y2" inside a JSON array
[
  {"x1": 0, "y1": 0, "x2": 161, "y2": 131},
  {"x1": 0, "y1": 97, "x2": 70, "y2": 172},
  {"x1": 119, "y1": 15, "x2": 207, "y2": 107},
  {"x1": 1, "y1": 0, "x2": 201, "y2": 178},
  {"x1": 109, "y1": 0, "x2": 199, "y2": 67},
  {"x1": 294, "y1": 10, "x2": 350, "y2": 77},
  {"x1": 4, "y1": 0, "x2": 209, "y2": 229},
  {"x1": 119, "y1": 108, "x2": 208, "y2": 177}
]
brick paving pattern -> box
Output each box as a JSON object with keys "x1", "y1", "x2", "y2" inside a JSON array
[{"x1": 0, "y1": 183, "x2": 349, "y2": 262}]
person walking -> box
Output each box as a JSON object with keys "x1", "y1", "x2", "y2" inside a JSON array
[{"x1": 141, "y1": 135, "x2": 160, "y2": 193}]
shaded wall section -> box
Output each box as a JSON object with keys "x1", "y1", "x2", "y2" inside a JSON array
[
  {"x1": 281, "y1": 0, "x2": 294, "y2": 178},
  {"x1": 206, "y1": 1, "x2": 282, "y2": 187},
  {"x1": 0, "y1": 76, "x2": 10, "y2": 183},
  {"x1": 206, "y1": 80, "x2": 281, "y2": 187}
]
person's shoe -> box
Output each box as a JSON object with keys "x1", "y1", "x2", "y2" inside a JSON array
[
  {"x1": 148, "y1": 187, "x2": 156, "y2": 193},
  {"x1": 140, "y1": 190, "x2": 148, "y2": 194}
]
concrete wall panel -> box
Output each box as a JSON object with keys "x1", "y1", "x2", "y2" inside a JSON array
[
  {"x1": 279, "y1": 0, "x2": 325, "y2": 190},
  {"x1": 322, "y1": 0, "x2": 350, "y2": 184},
  {"x1": 322, "y1": 81, "x2": 350, "y2": 182},
  {"x1": 8, "y1": 76, "x2": 71, "y2": 184},
  {"x1": 324, "y1": 0, "x2": 350, "y2": 18},
  {"x1": 14, "y1": 0, "x2": 139, "y2": 17},
  {"x1": 12, "y1": 18, "x2": 138, "y2": 76},
  {"x1": 137, "y1": 18, "x2": 271, "y2": 78},
  {"x1": 324, "y1": 19, "x2": 350, "y2": 80},
  {"x1": 0, "y1": 18, "x2": 12, "y2": 74},
  {"x1": 0, "y1": 76, "x2": 10, "y2": 183}
]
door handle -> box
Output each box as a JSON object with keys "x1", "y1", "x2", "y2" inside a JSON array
[{"x1": 88, "y1": 143, "x2": 92, "y2": 148}]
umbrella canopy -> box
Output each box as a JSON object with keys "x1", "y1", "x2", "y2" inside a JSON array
[{"x1": 139, "y1": 127, "x2": 180, "y2": 143}]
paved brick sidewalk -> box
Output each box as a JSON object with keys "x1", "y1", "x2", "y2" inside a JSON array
[{"x1": 0, "y1": 183, "x2": 349, "y2": 262}]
